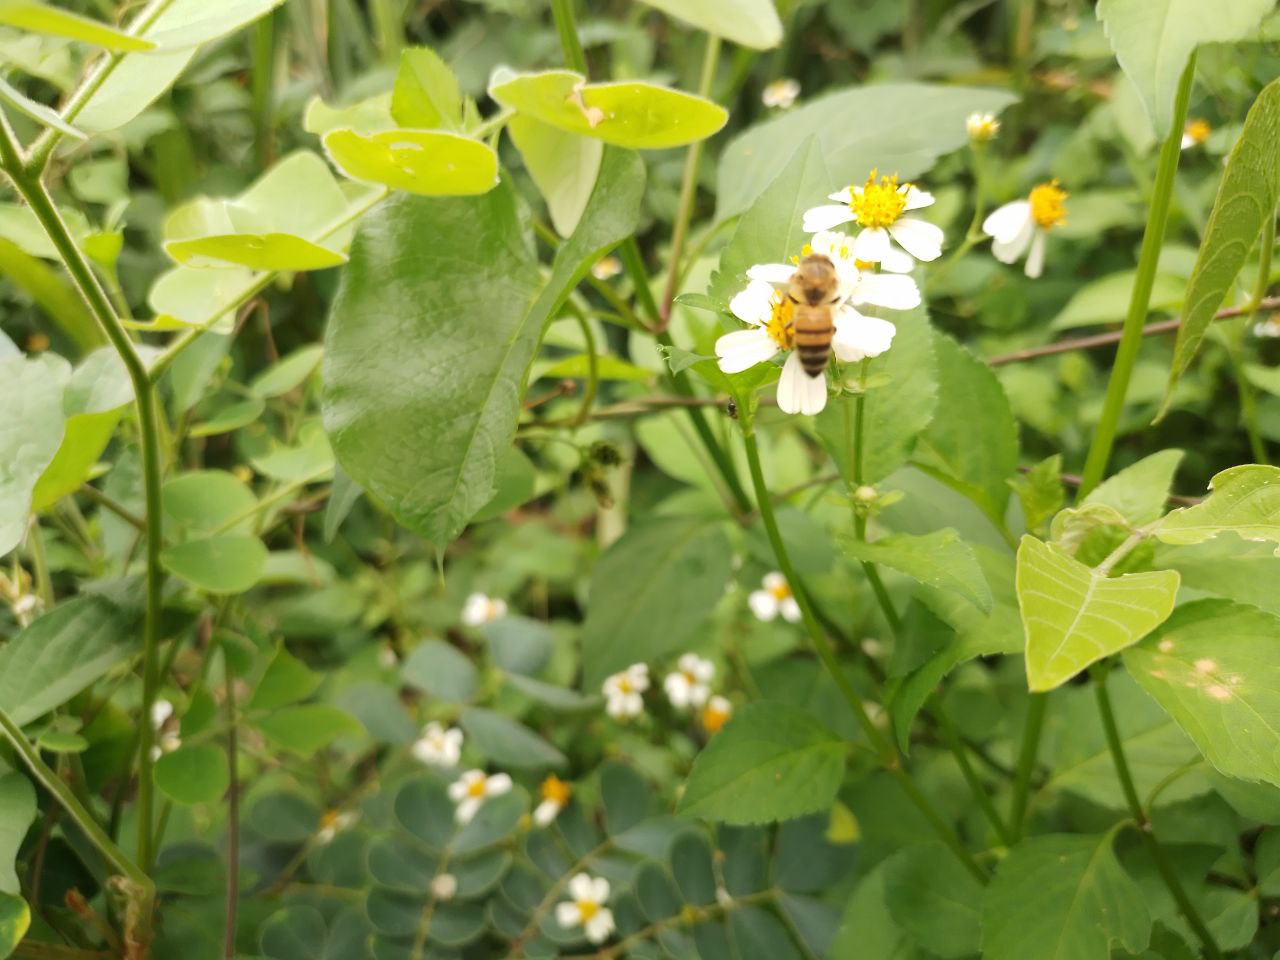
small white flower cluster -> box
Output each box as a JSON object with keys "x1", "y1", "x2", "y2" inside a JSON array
[
  {"x1": 556, "y1": 873, "x2": 617, "y2": 944},
  {"x1": 447, "y1": 769, "x2": 513, "y2": 824},
  {"x1": 602, "y1": 655, "x2": 734, "y2": 733},
  {"x1": 461, "y1": 592, "x2": 507, "y2": 626},
  {"x1": 412, "y1": 721, "x2": 464, "y2": 768},
  {"x1": 747, "y1": 571, "x2": 802, "y2": 623},
  {"x1": 149, "y1": 699, "x2": 181, "y2": 761},
  {"x1": 316, "y1": 809, "x2": 359, "y2": 845}
]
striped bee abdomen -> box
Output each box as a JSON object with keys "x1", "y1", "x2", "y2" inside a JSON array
[{"x1": 792, "y1": 303, "x2": 834, "y2": 377}]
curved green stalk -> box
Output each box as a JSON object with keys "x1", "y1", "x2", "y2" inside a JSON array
[
  {"x1": 1078, "y1": 54, "x2": 1196, "y2": 496},
  {"x1": 1007, "y1": 693, "x2": 1046, "y2": 839},
  {"x1": 549, "y1": 0, "x2": 588, "y2": 74}
]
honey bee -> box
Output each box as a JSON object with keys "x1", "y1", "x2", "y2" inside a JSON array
[{"x1": 787, "y1": 253, "x2": 842, "y2": 377}]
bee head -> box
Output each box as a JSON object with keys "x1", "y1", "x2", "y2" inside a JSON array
[{"x1": 790, "y1": 253, "x2": 839, "y2": 305}]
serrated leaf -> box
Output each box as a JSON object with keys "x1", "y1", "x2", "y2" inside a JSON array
[
  {"x1": 323, "y1": 149, "x2": 644, "y2": 545},
  {"x1": 982, "y1": 832, "x2": 1151, "y2": 960},
  {"x1": 1124, "y1": 599, "x2": 1280, "y2": 786},
  {"x1": 633, "y1": 0, "x2": 781, "y2": 48},
  {"x1": 154, "y1": 743, "x2": 229, "y2": 805},
  {"x1": 391, "y1": 46, "x2": 462, "y2": 130},
  {"x1": 1097, "y1": 0, "x2": 1273, "y2": 135},
  {"x1": 842, "y1": 529, "x2": 991, "y2": 612},
  {"x1": 1156, "y1": 464, "x2": 1280, "y2": 554},
  {"x1": 1163, "y1": 78, "x2": 1280, "y2": 405},
  {"x1": 1084, "y1": 450, "x2": 1185, "y2": 526},
  {"x1": 677, "y1": 702, "x2": 846, "y2": 824},
  {"x1": 1016, "y1": 535, "x2": 1180, "y2": 692},
  {"x1": 489, "y1": 69, "x2": 727, "y2": 149},
  {"x1": 323, "y1": 128, "x2": 498, "y2": 196},
  {"x1": 581, "y1": 517, "x2": 730, "y2": 687}
]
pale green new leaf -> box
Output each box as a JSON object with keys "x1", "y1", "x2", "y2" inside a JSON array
[
  {"x1": 323, "y1": 149, "x2": 644, "y2": 546},
  {"x1": 677, "y1": 702, "x2": 846, "y2": 823},
  {"x1": 134, "y1": 0, "x2": 287, "y2": 49},
  {"x1": 323, "y1": 129, "x2": 498, "y2": 196},
  {"x1": 489, "y1": 69, "x2": 727, "y2": 149},
  {"x1": 1124, "y1": 600, "x2": 1280, "y2": 786},
  {"x1": 842, "y1": 529, "x2": 991, "y2": 612},
  {"x1": 982, "y1": 832, "x2": 1151, "y2": 960},
  {"x1": 1010, "y1": 454, "x2": 1065, "y2": 537},
  {"x1": 507, "y1": 114, "x2": 602, "y2": 236},
  {"x1": 1157, "y1": 464, "x2": 1280, "y2": 553},
  {"x1": 581, "y1": 517, "x2": 730, "y2": 687},
  {"x1": 391, "y1": 46, "x2": 462, "y2": 130},
  {"x1": 0, "y1": 772, "x2": 35, "y2": 894},
  {"x1": 1163, "y1": 78, "x2": 1280, "y2": 404},
  {"x1": 633, "y1": 0, "x2": 782, "y2": 49},
  {"x1": 1016, "y1": 535, "x2": 1180, "y2": 692},
  {"x1": 0, "y1": 1, "x2": 154, "y2": 50},
  {"x1": 0, "y1": 353, "x2": 68, "y2": 556},
  {"x1": 0, "y1": 895, "x2": 28, "y2": 960},
  {"x1": 250, "y1": 345, "x2": 324, "y2": 398},
  {"x1": 1084, "y1": 449, "x2": 1185, "y2": 526},
  {"x1": 166, "y1": 234, "x2": 346, "y2": 271},
  {"x1": 1097, "y1": 0, "x2": 1273, "y2": 134}
]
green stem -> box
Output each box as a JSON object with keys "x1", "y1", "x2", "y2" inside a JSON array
[
  {"x1": 549, "y1": 0, "x2": 588, "y2": 73},
  {"x1": 249, "y1": 10, "x2": 280, "y2": 169},
  {"x1": 1078, "y1": 54, "x2": 1196, "y2": 496},
  {"x1": 933, "y1": 706, "x2": 1015, "y2": 847},
  {"x1": 739, "y1": 417, "x2": 987, "y2": 883},
  {"x1": 569, "y1": 304, "x2": 599, "y2": 426},
  {"x1": 27, "y1": 520, "x2": 54, "y2": 611},
  {"x1": 1007, "y1": 693, "x2": 1047, "y2": 840},
  {"x1": 0, "y1": 115, "x2": 165, "y2": 873},
  {"x1": 658, "y1": 33, "x2": 721, "y2": 326},
  {"x1": 1092, "y1": 666, "x2": 1223, "y2": 960}
]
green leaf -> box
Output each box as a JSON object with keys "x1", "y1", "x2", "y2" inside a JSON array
[
  {"x1": 1124, "y1": 599, "x2": 1280, "y2": 786},
  {"x1": 402, "y1": 640, "x2": 478, "y2": 702},
  {"x1": 1011, "y1": 454, "x2": 1065, "y2": 537},
  {"x1": 0, "y1": 592, "x2": 139, "y2": 725},
  {"x1": 816, "y1": 309, "x2": 938, "y2": 487},
  {"x1": 982, "y1": 832, "x2": 1151, "y2": 960},
  {"x1": 323, "y1": 128, "x2": 498, "y2": 196},
  {"x1": 881, "y1": 843, "x2": 982, "y2": 958},
  {"x1": 0, "y1": 773, "x2": 35, "y2": 895},
  {"x1": 166, "y1": 233, "x2": 346, "y2": 271},
  {"x1": 0, "y1": 240, "x2": 99, "y2": 351},
  {"x1": 912, "y1": 333, "x2": 1019, "y2": 525},
  {"x1": 581, "y1": 517, "x2": 730, "y2": 687},
  {"x1": 250, "y1": 345, "x2": 324, "y2": 398},
  {"x1": 489, "y1": 69, "x2": 727, "y2": 149},
  {"x1": 1050, "y1": 269, "x2": 1185, "y2": 331},
  {"x1": 391, "y1": 46, "x2": 462, "y2": 130},
  {"x1": 632, "y1": 0, "x2": 782, "y2": 48},
  {"x1": 716, "y1": 83, "x2": 1017, "y2": 219},
  {"x1": 30, "y1": 409, "x2": 121, "y2": 513},
  {"x1": 539, "y1": 353, "x2": 652, "y2": 382},
  {"x1": 1156, "y1": 464, "x2": 1280, "y2": 553},
  {"x1": 458, "y1": 707, "x2": 566, "y2": 769},
  {"x1": 323, "y1": 149, "x2": 644, "y2": 545},
  {"x1": 255, "y1": 704, "x2": 361, "y2": 758},
  {"x1": 1163, "y1": 78, "x2": 1280, "y2": 404},
  {"x1": 843, "y1": 529, "x2": 991, "y2": 611},
  {"x1": 0, "y1": 75, "x2": 84, "y2": 138},
  {"x1": 261, "y1": 906, "x2": 371, "y2": 960},
  {"x1": 0, "y1": 894, "x2": 29, "y2": 960},
  {"x1": 0, "y1": 353, "x2": 67, "y2": 555},
  {"x1": 162, "y1": 470, "x2": 257, "y2": 535},
  {"x1": 507, "y1": 115, "x2": 603, "y2": 236},
  {"x1": 154, "y1": 743, "x2": 229, "y2": 805},
  {"x1": 677, "y1": 702, "x2": 846, "y2": 824},
  {"x1": 137, "y1": 0, "x2": 286, "y2": 49},
  {"x1": 1098, "y1": 0, "x2": 1274, "y2": 135},
  {"x1": 0, "y1": 1, "x2": 154, "y2": 50},
  {"x1": 189, "y1": 394, "x2": 265, "y2": 438},
  {"x1": 1017, "y1": 535, "x2": 1180, "y2": 692},
  {"x1": 249, "y1": 646, "x2": 321, "y2": 711},
  {"x1": 161, "y1": 535, "x2": 267, "y2": 594},
  {"x1": 1084, "y1": 449, "x2": 1184, "y2": 526}
]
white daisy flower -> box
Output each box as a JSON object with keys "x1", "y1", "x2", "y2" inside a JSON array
[
  {"x1": 316, "y1": 809, "x2": 358, "y2": 844},
  {"x1": 966, "y1": 112, "x2": 1000, "y2": 142},
  {"x1": 663, "y1": 653, "x2": 715, "y2": 709},
  {"x1": 412, "y1": 722, "x2": 464, "y2": 768},
  {"x1": 555, "y1": 873, "x2": 616, "y2": 945},
  {"x1": 701, "y1": 695, "x2": 733, "y2": 734},
  {"x1": 461, "y1": 592, "x2": 507, "y2": 626},
  {"x1": 1181, "y1": 118, "x2": 1211, "y2": 150},
  {"x1": 602, "y1": 663, "x2": 649, "y2": 719},
  {"x1": 982, "y1": 180, "x2": 1068, "y2": 279},
  {"x1": 448, "y1": 769, "x2": 513, "y2": 824},
  {"x1": 749, "y1": 572, "x2": 802, "y2": 623},
  {"x1": 802, "y1": 169, "x2": 944, "y2": 266},
  {"x1": 431, "y1": 873, "x2": 458, "y2": 901},
  {"x1": 762, "y1": 77, "x2": 800, "y2": 109},
  {"x1": 533, "y1": 774, "x2": 571, "y2": 827}
]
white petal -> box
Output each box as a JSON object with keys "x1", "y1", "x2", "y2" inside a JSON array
[
  {"x1": 555, "y1": 902, "x2": 581, "y2": 928},
  {"x1": 746, "y1": 262, "x2": 796, "y2": 285},
  {"x1": 991, "y1": 215, "x2": 1035, "y2": 264},
  {"x1": 627, "y1": 663, "x2": 650, "y2": 689},
  {"x1": 888, "y1": 218, "x2": 943, "y2": 262},
  {"x1": 715, "y1": 329, "x2": 777, "y2": 374},
  {"x1": 781, "y1": 598, "x2": 802, "y2": 622},
  {"x1": 833, "y1": 311, "x2": 896, "y2": 362},
  {"x1": 728, "y1": 279, "x2": 776, "y2": 326},
  {"x1": 693, "y1": 657, "x2": 714, "y2": 682},
  {"x1": 1180, "y1": 133, "x2": 1194, "y2": 149},
  {"x1": 455, "y1": 797, "x2": 480, "y2": 823},
  {"x1": 903, "y1": 185, "x2": 935, "y2": 210},
  {"x1": 827, "y1": 187, "x2": 854, "y2": 203},
  {"x1": 762, "y1": 572, "x2": 787, "y2": 591},
  {"x1": 461, "y1": 593, "x2": 488, "y2": 626},
  {"x1": 677, "y1": 653, "x2": 699, "y2": 673},
  {"x1": 688, "y1": 683, "x2": 711, "y2": 707},
  {"x1": 803, "y1": 204, "x2": 856, "y2": 233},
  {"x1": 748, "y1": 590, "x2": 779, "y2": 620},
  {"x1": 852, "y1": 226, "x2": 890, "y2": 262},
  {"x1": 487, "y1": 773, "x2": 512, "y2": 796},
  {"x1": 665, "y1": 675, "x2": 692, "y2": 708},
  {"x1": 534, "y1": 799, "x2": 560, "y2": 826},
  {"x1": 585, "y1": 909, "x2": 616, "y2": 944},
  {"x1": 591, "y1": 876, "x2": 611, "y2": 902},
  {"x1": 776, "y1": 351, "x2": 827, "y2": 416},
  {"x1": 605, "y1": 694, "x2": 627, "y2": 718},
  {"x1": 1024, "y1": 229, "x2": 1047, "y2": 279},
  {"x1": 851, "y1": 273, "x2": 920, "y2": 310},
  {"x1": 982, "y1": 201, "x2": 1032, "y2": 243},
  {"x1": 878, "y1": 245, "x2": 916, "y2": 273},
  {"x1": 622, "y1": 692, "x2": 643, "y2": 716},
  {"x1": 568, "y1": 874, "x2": 595, "y2": 901}
]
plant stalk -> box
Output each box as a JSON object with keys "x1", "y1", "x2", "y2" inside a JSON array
[{"x1": 1007, "y1": 693, "x2": 1046, "y2": 840}]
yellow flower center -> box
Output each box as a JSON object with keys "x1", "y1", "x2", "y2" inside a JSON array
[
  {"x1": 467, "y1": 777, "x2": 488, "y2": 799},
  {"x1": 1029, "y1": 181, "x2": 1068, "y2": 229},
  {"x1": 849, "y1": 170, "x2": 909, "y2": 229},
  {"x1": 577, "y1": 900, "x2": 600, "y2": 921},
  {"x1": 764, "y1": 293, "x2": 796, "y2": 351},
  {"x1": 702, "y1": 704, "x2": 731, "y2": 734},
  {"x1": 540, "y1": 774, "x2": 572, "y2": 805},
  {"x1": 616, "y1": 677, "x2": 633, "y2": 694},
  {"x1": 769, "y1": 581, "x2": 791, "y2": 601},
  {"x1": 1184, "y1": 118, "x2": 1211, "y2": 145},
  {"x1": 319, "y1": 810, "x2": 340, "y2": 829},
  {"x1": 682, "y1": 669, "x2": 697, "y2": 684}
]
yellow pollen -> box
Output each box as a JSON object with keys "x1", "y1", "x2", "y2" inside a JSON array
[
  {"x1": 764, "y1": 294, "x2": 796, "y2": 351},
  {"x1": 319, "y1": 809, "x2": 340, "y2": 829},
  {"x1": 540, "y1": 774, "x2": 572, "y2": 805},
  {"x1": 769, "y1": 581, "x2": 791, "y2": 601},
  {"x1": 577, "y1": 900, "x2": 600, "y2": 921},
  {"x1": 854, "y1": 258, "x2": 874, "y2": 270},
  {"x1": 616, "y1": 677, "x2": 633, "y2": 694},
  {"x1": 1029, "y1": 181, "x2": 1068, "y2": 229},
  {"x1": 849, "y1": 169, "x2": 909, "y2": 229},
  {"x1": 467, "y1": 777, "x2": 488, "y2": 799},
  {"x1": 1184, "y1": 118, "x2": 1211, "y2": 145},
  {"x1": 702, "y1": 704, "x2": 731, "y2": 734}
]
